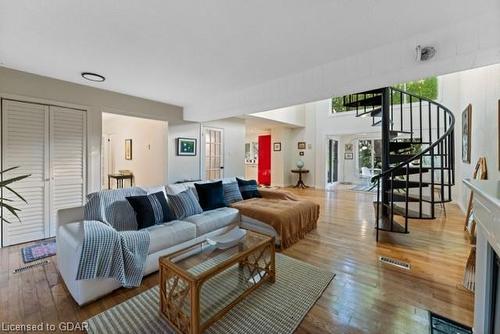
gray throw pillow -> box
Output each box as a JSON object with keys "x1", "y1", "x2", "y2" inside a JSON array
[
  {"x1": 223, "y1": 181, "x2": 243, "y2": 205},
  {"x1": 167, "y1": 189, "x2": 203, "y2": 219}
]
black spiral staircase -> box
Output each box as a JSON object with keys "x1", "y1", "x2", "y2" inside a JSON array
[{"x1": 342, "y1": 87, "x2": 455, "y2": 241}]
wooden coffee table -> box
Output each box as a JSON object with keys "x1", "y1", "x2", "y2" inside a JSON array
[{"x1": 159, "y1": 230, "x2": 275, "y2": 334}]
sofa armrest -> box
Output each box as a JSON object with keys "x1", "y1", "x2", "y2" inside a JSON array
[
  {"x1": 57, "y1": 206, "x2": 84, "y2": 227},
  {"x1": 258, "y1": 188, "x2": 298, "y2": 201}
]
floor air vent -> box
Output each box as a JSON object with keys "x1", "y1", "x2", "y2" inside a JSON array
[
  {"x1": 13, "y1": 260, "x2": 50, "y2": 274},
  {"x1": 379, "y1": 256, "x2": 411, "y2": 270}
]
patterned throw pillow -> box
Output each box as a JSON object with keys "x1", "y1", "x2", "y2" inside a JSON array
[
  {"x1": 223, "y1": 181, "x2": 243, "y2": 205},
  {"x1": 126, "y1": 192, "x2": 174, "y2": 229},
  {"x1": 236, "y1": 178, "x2": 261, "y2": 200},
  {"x1": 195, "y1": 181, "x2": 225, "y2": 211},
  {"x1": 167, "y1": 189, "x2": 203, "y2": 219}
]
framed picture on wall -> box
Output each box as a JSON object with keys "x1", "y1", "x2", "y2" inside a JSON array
[
  {"x1": 345, "y1": 143, "x2": 353, "y2": 153},
  {"x1": 125, "y1": 139, "x2": 133, "y2": 160},
  {"x1": 273, "y1": 142, "x2": 281, "y2": 151},
  {"x1": 462, "y1": 104, "x2": 472, "y2": 163},
  {"x1": 344, "y1": 153, "x2": 353, "y2": 160},
  {"x1": 177, "y1": 137, "x2": 197, "y2": 156},
  {"x1": 297, "y1": 142, "x2": 306, "y2": 150}
]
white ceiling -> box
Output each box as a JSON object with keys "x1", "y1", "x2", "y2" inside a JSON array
[{"x1": 1, "y1": 0, "x2": 499, "y2": 121}]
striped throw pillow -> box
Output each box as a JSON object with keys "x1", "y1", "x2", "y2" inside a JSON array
[
  {"x1": 223, "y1": 181, "x2": 243, "y2": 205},
  {"x1": 167, "y1": 189, "x2": 203, "y2": 219},
  {"x1": 126, "y1": 192, "x2": 174, "y2": 229}
]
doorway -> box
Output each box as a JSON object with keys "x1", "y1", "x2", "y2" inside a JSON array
[
  {"x1": 327, "y1": 138, "x2": 339, "y2": 184},
  {"x1": 203, "y1": 127, "x2": 224, "y2": 180}
]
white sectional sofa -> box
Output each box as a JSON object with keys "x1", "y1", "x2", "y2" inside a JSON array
[{"x1": 57, "y1": 185, "x2": 245, "y2": 306}]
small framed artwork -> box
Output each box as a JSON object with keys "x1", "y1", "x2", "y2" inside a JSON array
[
  {"x1": 273, "y1": 142, "x2": 281, "y2": 151},
  {"x1": 345, "y1": 143, "x2": 353, "y2": 153},
  {"x1": 125, "y1": 139, "x2": 132, "y2": 160},
  {"x1": 344, "y1": 152, "x2": 353, "y2": 160},
  {"x1": 177, "y1": 137, "x2": 197, "y2": 156},
  {"x1": 299, "y1": 151, "x2": 304, "y2": 156},
  {"x1": 298, "y1": 142, "x2": 306, "y2": 150},
  {"x1": 462, "y1": 104, "x2": 472, "y2": 163}
]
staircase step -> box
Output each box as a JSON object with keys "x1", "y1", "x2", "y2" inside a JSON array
[
  {"x1": 388, "y1": 180, "x2": 430, "y2": 189},
  {"x1": 370, "y1": 108, "x2": 382, "y2": 117},
  {"x1": 389, "y1": 167, "x2": 430, "y2": 176},
  {"x1": 344, "y1": 95, "x2": 382, "y2": 108},
  {"x1": 389, "y1": 130, "x2": 414, "y2": 138},
  {"x1": 389, "y1": 154, "x2": 415, "y2": 163},
  {"x1": 377, "y1": 216, "x2": 408, "y2": 233},
  {"x1": 385, "y1": 191, "x2": 433, "y2": 203},
  {"x1": 389, "y1": 142, "x2": 414, "y2": 152},
  {"x1": 373, "y1": 202, "x2": 407, "y2": 233},
  {"x1": 357, "y1": 88, "x2": 385, "y2": 95},
  {"x1": 383, "y1": 203, "x2": 433, "y2": 219}
]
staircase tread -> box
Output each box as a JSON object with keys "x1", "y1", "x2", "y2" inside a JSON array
[
  {"x1": 344, "y1": 95, "x2": 382, "y2": 108},
  {"x1": 384, "y1": 191, "x2": 434, "y2": 203},
  {"x1": 388, "y1": 180, "x2": 430, "y2": 188},
  {"x1": 383, "y1": 203, "x2": 433, "y2": 219}
]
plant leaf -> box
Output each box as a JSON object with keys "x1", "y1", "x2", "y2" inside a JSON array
[
  {"x1": 3, "y1": 185, "x2": 27, "y2": 203},
  {"x1": 1, "y1": 202, "x2": 21, "y2": 222},
  {"x1": 0, "y1": 174, "x2": 30, "y2": 187},
  {"x1": 0, "y1": 166, "x2": 20, "y2": 175}
]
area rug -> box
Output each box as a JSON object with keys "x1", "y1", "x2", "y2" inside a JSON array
[
  {"x1": 86, "y1": 254, "x2": 335, "y2": 334},
  {"x1": 429, "y1": 312, "x2": 472, "y2": 334},
  {"x1": 21, "y1": 239, "x2": 56, "y2": 263}
]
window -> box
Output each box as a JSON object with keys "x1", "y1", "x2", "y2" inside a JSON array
[
  {"x1": 358, "y1": 139, "x2": 382, "y2": 175},
  {"x1": 392, "y1": 77, "x2": 438, "y2": 104},
  {"x1": 331, "y1": 76, "x2": 438, "y2": 113},
  {"x1": 331, "y1": 96, "x2": 349, "y2": 114}
]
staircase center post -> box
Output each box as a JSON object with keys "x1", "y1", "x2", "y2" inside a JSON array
[{"x1": 381, "y1": 87, "x2": 391, "y2": 214}]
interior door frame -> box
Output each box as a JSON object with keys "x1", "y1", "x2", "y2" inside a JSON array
[
  {"x1": 0, "y1": 93, "x2": 89, "y2": 248},
  {"x1": 200, "y1": 126, "x2": 224, "y2": 180}
]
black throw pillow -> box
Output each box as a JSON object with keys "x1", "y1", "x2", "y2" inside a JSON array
[
  {"x1": 126, "y1": 192, "x2": 174, "y2": 229},
  {"x1": 236, "y1": 178, "x2": 261, "y2": 200},
  {"x1": 194, "y1": 181, "x2": 225, "y2": 211}
]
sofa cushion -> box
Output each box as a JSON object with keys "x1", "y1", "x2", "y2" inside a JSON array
[
  {"x1": 146, "y1": 220, "x2": 197, "y2": 254},
  {"x1": 126, "y1": 192, "x2": 174, "y2": 229},
  {"x1": 184, "y1": 207, "x2": 240, "y2": 236},
  {"x1": 85, "y1": 187, "x2": 147, "y2": 231},
  {"x1": 223, "y1": 181, "x2": 243, "y2": 205},
  {"x1": 168, "y1": 189, "x2": 203, "y2": 219},
  {"x1": 195, "y1": 180, "x2": 225, "y2": 211},
  {"x1": 236, "y1": 178, "x2": 261, "y2": 200}
]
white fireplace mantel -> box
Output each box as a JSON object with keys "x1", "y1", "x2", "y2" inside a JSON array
[{"x1": 464, "y1": 179, "x2": 500, "y2": 334}]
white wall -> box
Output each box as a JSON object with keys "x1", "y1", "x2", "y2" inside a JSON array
[
  {"x1": 270, "y1": 127, "x2": 292, "y2": 187},
  {"x1": 102, "y1": 113, "x2": 168, "y2": 187},
  {"x1": 251, "y1": 105, "x2": 306, "y2": 127},
  {"x1": 0, "y1": 66, "x2": 183, "y2": 193},
  {"x1": 167, "y1": 118, "x2": 246, "y2": 183},
  {"x1": 438, "y1": 64, "x2": 500, "y2": 211}
]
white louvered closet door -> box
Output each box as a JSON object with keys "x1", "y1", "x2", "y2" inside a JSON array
[
  {"x1": 49, "y1": 106, "x2": 86, "y2": 237},
  {"x1": 2, "y1": 100, "x2": 50, "y2": 246}
]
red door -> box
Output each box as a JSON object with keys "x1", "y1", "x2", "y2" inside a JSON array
[{"x1": 258, "y1": 135, "x2": 271, "y2": 186}]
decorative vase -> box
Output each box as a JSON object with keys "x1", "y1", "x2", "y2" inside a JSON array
[{"x1": 296, "y1": 159, "x2": 304, "y2": 169}]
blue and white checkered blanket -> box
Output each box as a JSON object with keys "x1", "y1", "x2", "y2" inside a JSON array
[
  {"x1": 76, "y1": 220, "x2": 150, "y2": 287},
  {"x1": 76, "y1": 187, "x2": 152, "y2": 287}
]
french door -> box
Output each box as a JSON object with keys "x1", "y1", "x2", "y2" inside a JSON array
[
  {"x1": 203, "y1": 127, "x2": 224, "y2": 180},
  {"x1": 1, "y1": 99, "x2": 86, "y2": 246},
  {"x1": 327, "y1": 139, "x2": 338, "y2": 183}
]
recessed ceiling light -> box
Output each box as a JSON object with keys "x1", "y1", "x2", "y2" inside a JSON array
[{"x1": 81, "y1": 72, "x2": 105, "y2": 82}]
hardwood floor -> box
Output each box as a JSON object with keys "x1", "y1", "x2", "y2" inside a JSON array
[{"x1": 0, "y1": 187, "x2": 473, "y2": 333}]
